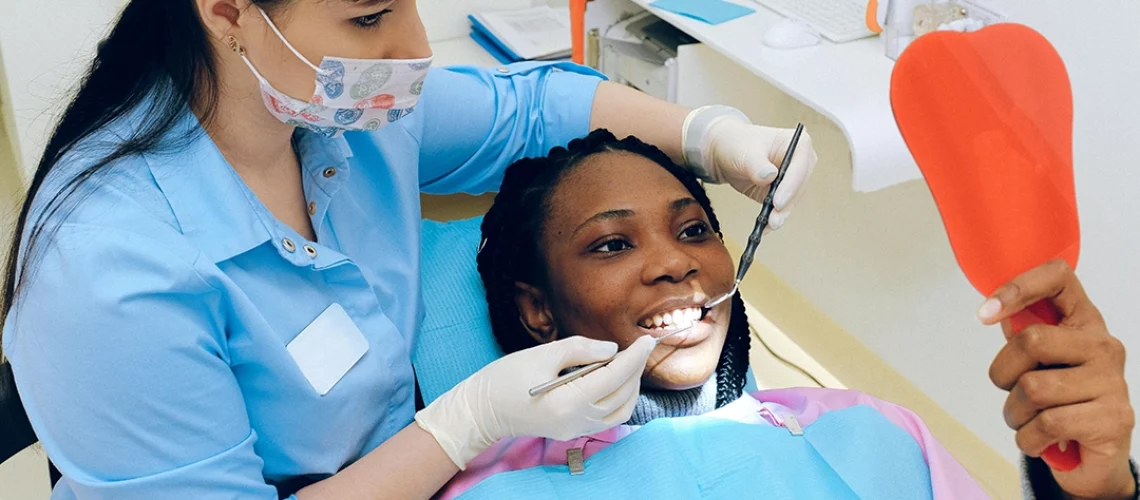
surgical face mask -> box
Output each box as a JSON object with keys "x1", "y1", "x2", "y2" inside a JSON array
[{"x1": 230, "y1": 8, "x2": 433, "y2": 137}]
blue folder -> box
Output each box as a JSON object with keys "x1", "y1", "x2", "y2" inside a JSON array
[{"x1": 468, "y1": 15, "x2": 525, "y2": 64}]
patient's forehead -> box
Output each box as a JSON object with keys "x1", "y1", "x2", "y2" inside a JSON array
[{"x1": 545, "y1": 151, "x2": 692, "y2": 232}]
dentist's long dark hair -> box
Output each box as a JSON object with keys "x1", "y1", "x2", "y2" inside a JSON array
[{"x1": 0, "y1": 0, "x2": 283, "y2": 397}]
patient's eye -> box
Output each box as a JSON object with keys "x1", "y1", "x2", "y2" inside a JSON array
[
  {"x1": 679, "y1": 221, "x2": 711, "y2": 240},
  {"x1": 591, "y1": 237, "x2": 632, "y2": 254}
]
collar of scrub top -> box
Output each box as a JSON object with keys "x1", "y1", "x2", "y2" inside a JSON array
[{"x1": 144, "y1": 108, "x2": 354, "y2": 264}]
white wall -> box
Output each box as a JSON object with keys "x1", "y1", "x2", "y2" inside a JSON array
[
  {"x1": 0, "y1": 0, "x2": 128, "y2": 175},
  {"x1": 707, "y1": 0, "x2": 1140, "y2": 464}
]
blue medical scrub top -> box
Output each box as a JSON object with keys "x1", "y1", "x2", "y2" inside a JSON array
[{"x1": 3, "y1": 62, "x2": 603, "y2": 500}]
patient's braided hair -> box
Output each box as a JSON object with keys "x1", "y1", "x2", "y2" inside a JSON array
[{"x1": 477, "y1": 129, "x2": 751, "y2": 408}]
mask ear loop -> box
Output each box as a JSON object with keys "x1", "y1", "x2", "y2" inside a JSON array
[{"x1": 256, "y1": 7, "x2": 332, "y2": 76}]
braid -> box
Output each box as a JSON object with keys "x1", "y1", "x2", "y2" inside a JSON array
[
  {"x1": 716, "y1": 293, "x2": 751, "y2": 407},
  {"x1": 477, "y1": 129, "x2": 751, "y2": 407},
  {"x1": 478, "y1": 156, "x2": 553, "y2": 354}
]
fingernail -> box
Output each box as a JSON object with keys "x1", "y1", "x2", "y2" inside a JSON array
[
  {"x1": 757, "y1": 169, "x2": 777, "y2": 184},
  {"x1": 767, "y1": 212, "x2": 786, "y2": 231},
  {"x1": 1058, "y1": 440, "x2": 1068, "y2": 453},
  {"x1": 977, "y1": 298, "x2": 1002, "y2": 322},
  {"x1": 774, "y1": 188, "x2": 792, "y2": 210}
]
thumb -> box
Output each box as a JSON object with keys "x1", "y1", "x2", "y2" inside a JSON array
[
  {"x1": 747, "y1": 159, "x2": 779, "y2": 186},
  {"x1": 546, "y1": 336, "x2": 619, "y2": 370},
  {"x1": 977, "y1": 260, "x2": 1087, "y2": 326},
  {"x1": 736, "y1": 133, "x2": 778, "y2": 186},
  {"x1": 569, "y1": 335, "x2": 656, "y2": 402},
  {"x1": 605, "y1": 336, "x2": 656, "y2": 378},
  {"x1": 711, "y1": 121, "x2": 778, "y2": 185}
]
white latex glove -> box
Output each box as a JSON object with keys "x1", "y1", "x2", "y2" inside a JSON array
[
  {"x1": 682, "y1": 106, "x2": 818, "y2": 232},
  {"x1": 415, "y1": 335, "x2": 656, "y2": 469}
]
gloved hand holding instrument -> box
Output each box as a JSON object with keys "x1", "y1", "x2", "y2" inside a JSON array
[{"x1": 416, "y1": 335, "x2": 656, "y2": 469}]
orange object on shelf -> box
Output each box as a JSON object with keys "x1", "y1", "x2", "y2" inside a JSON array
[
  {"x1": 570, "y1": 0, "x2": 588, "y2": 64},
  {"x1": 866, "y1": 0, "x2": 882, "y2": 33}
]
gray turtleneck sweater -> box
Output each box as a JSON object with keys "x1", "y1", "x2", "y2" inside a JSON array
[{"x1": 627, "y1": 375, "x2": 720, "y2": 426}]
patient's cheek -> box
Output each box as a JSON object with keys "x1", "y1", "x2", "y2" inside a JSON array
[
  {"x1": 554, "y1": 313, "x2": 637, "y2": 350},
  {"x1": 554, "y1": 289, "x2": 640, "y2": 348}
]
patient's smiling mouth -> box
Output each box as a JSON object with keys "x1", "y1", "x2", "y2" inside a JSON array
[{"x1": 639, "y1": 306, "x2": 706, "y2": 330}]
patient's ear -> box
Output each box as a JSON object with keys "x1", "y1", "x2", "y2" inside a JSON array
[{"x1": 514, "y1": 282, "x2": 558, "y2": 344}]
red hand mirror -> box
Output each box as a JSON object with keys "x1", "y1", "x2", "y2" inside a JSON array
[{"x1": 891, "y1": 23, "x2": 1081, "y2": 471}]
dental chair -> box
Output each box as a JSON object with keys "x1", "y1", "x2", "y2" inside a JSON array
[{"x1": 0, "y1": 361, "x2": 60, "y2": 488}]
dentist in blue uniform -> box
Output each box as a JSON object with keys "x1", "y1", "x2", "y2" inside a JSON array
[{"x1": 0, "y1": 0, "x2": 817, "y2": 498}]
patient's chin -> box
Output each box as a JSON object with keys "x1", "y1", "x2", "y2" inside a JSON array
[
  {"x1": 642, "y1": 357, "x2": 719, "y2": 391},
  {"x1": 641, "y1": 325, "x2": 727, "y2": 390}
]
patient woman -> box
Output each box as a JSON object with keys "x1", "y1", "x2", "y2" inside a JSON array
[{"x1": 437, "y1": 130, "x2": 1132, "y2": 499}]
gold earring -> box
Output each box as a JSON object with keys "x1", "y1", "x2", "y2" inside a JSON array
[{"x1": 226, "y1": 35, "x2": 245, "y2": 56}]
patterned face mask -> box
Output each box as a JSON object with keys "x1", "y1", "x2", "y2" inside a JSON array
[{"x1": 229, "y1": 7, "x2": 433, "y2": 137}]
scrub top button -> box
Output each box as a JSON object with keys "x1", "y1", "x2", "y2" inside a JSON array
[
  {"x1": 308, "y1": 201, "x2": 317, "y2": 215},
  {"x1": 322, "y1": 167, "x2": 337, "y2": 178},
  {"x1": 282, "y1": 238, "x2": 296, "y2": 253},
  {"x1": 496, "y1": 66, "x2": 510, "y2": 74},
  {"x1": 304, "y1": 244, "x2": 318, "y2": 258}
]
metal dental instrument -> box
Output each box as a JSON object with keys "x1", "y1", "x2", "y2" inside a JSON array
[
  {"x1": 527, "y1": 326, "x2": 695, "y2": 397},
  {"x1": 702, "y1": 123, "x2": 805, "y2": 312}
]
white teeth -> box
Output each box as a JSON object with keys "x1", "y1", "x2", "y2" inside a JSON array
[
  {"x1": 642, "y1": 307, "x2": 702, "y2": 330},
  {"x1": 673, "y1": 309, "x2": 693, "y2": 328}
]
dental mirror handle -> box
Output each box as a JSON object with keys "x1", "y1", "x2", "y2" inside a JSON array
[
  {"x1": 735, "y1": 123, "x2": 804, "y2": 284},
  {"x1": 528, "y1": 326, "x2": 694, "y2": 398},
  {"x1": 528, "y1": 355, "x2": 614, "y2": 397}
]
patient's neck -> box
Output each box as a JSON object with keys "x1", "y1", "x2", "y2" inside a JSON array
[{"x1": 627, "y1": 375, "x2": 721, "y2": 426}]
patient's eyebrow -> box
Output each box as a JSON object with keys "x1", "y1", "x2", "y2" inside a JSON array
[
  {"x1": 346, "y1": 0, "x2": 393, "y2": 6},
  {"x1": 671, "y1": 198, "x2": 698, "y2": 212},
  {"x1": 574, "y1": 209, "x2": 635, "y2": 236},
  {"x1": 572, "y1": 198, "x2": 699, "y2": 236}
]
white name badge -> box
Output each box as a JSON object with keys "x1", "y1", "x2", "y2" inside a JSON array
[{"x1": 287, "y1": 303, "x2": 370, "y2": 396}]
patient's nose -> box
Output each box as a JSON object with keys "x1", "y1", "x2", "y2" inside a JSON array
[{"x1": 642, "y1": 239, "x2": 700, "y2": 285}]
